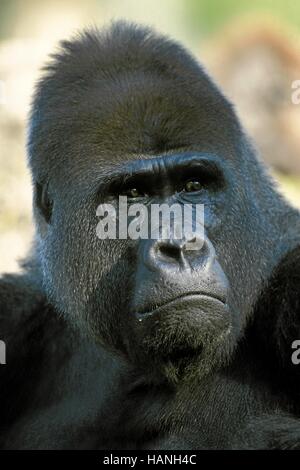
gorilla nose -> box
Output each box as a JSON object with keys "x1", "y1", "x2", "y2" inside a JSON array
[
  {"x1": 143, "y1": 233, "x2": 216, "y2": 272},
  {"x1": 157, "y1": 239, "x2": 184, "y2": 262}
]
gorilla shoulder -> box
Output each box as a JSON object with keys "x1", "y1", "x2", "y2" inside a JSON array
[
  {"x1": 0, "y1": 267, "x2": 70, "y2": 396},
  {"x1": 250, "y1": 245, "x2": 300, "y2": 399},
  {"x1": 0, "y1": 270, "x2": 45, "y2": 337}
]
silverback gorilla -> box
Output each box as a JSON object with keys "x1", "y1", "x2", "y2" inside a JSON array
[{"x1": 0, "y1": 22, "x2": 300, "y2": 450}]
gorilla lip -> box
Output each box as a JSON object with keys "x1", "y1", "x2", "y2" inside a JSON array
[{"x1": 135, "y1": 292, "x2": 227, "y2": 319}]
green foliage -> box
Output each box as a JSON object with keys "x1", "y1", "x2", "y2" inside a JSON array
[{"x1": 185, "y1": 0, "x2": 300, "y2": 37}]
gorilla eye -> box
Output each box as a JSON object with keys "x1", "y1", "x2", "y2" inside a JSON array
[
  {"x1": 123, "y1": 187, "x2": 147, "y2": 199},
  {"x1": 128, "y1": 188, "x2": 141, "y2": 198},
  {"x1": 184, "y1": 180, "x2": 202, "y2": 192}
]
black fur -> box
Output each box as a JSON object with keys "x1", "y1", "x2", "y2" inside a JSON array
[{"x1": 0, "y1": 22, "x2": 299, "y2": 449}]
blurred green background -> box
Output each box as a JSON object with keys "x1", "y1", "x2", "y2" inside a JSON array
[{"x1": 0, "y1": 0, "x2": 300, "y2": 273}]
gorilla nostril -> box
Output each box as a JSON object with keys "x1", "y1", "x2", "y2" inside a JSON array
[
  {"x1": 183, "y1": 236, "x2": 197, "y2": 248},
  {"x1": 158, "y1": 242, "x2": 181, "y2": 261}
]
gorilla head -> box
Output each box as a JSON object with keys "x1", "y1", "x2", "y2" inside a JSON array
[{"x1": 27, "y1": 22, "x2": 300, "y2": 381}]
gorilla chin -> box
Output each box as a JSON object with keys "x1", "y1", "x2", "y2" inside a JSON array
[{"x1": 130, "y1": 294, "x2": 233, "y2": 380}]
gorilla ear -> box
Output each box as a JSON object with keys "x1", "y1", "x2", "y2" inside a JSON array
[{"x1": 35, "y1": 182, "x2": 53, "y2": 223}]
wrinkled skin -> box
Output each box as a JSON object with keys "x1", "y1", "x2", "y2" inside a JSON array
[{"x1": 0, "y1": 22, "x2": 300, "y2": 449}]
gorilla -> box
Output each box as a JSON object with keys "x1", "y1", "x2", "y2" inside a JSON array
[{"x1": 0, "y1": 21, "x2": 300, "y2": 450}]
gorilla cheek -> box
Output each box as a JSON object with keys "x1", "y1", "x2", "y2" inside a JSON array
[{"x1": 86, "y1": 257, "x2": 136, "y2": 352}]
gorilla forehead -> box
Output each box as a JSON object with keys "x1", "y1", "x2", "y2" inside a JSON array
[{"x1": 28, "y1": 21, "x2": 241, "y2": 180}]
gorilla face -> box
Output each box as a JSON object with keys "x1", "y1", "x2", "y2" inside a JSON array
[
  {"x1": 28, "y1": 23, "x2": 281, "y2": 380},
  {"x1": 117, "y1": 153, "x2": 232, "y2": 372}
]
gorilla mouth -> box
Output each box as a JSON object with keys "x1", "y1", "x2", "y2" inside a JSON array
[{"x1": 135, "y1": 292, "x2": 227, "y2": 319}]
